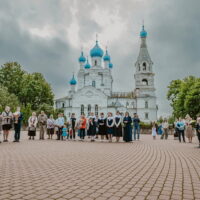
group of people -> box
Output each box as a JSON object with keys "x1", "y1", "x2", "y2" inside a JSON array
[
  {"x1": 0, "y1": 106, "x2": 200, "y2": 147},
  {"x1": 151, "y1": 115, "x2": 200, "y2": 147},
  {"x1": 0, "y1": 107, "x2": 141, "y2": 143},
  {"x1": 27, "y1": 111, "x2": 141, "y2": 143}
]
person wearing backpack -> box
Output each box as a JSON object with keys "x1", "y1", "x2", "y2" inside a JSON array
[{"x1": 176, "y1": 118, "x2": 186, "y2": 143}]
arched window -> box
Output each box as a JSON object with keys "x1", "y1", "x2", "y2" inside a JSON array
[
  {"x1": 138, "y1": 64, "x2": 140, "y2": 71},
  {"x1": 145, "y1": 101, "x2": 148, "y2": 108},
  {"x1": 142, "y1": 79, "x2": 148, "y2": 86},
  {"x1": 88, "y1": 104, "x2": 91, "y2": 116},
  {"x1": 92, "y1": 81, "x2": 96, "y2": 87},
  {"x1": 95, "y1": 105, "x2": 98, "y2": 115},
  {"x1": 143, "y1": 62, "x2": 146, "y2": 71},
  {"x1": 81, "y1": 105, "x2": 84, "y2": 115},
  {"x1": 95, "y1": 60, "x2": 97, "y2": 66},
  {"x1": 145, "y1": 113, "x2": 149, "y2": 119},
  {"x1": 62, "y1": 103, "x2": 65, "y2": 108}
]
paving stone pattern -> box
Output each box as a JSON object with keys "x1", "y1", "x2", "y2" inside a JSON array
[{"x1": 0, "y1": 132, "x2": 200, "y2": 200}]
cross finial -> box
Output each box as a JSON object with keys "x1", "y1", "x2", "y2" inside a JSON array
[
  {"x1": 142, "y1": 19, "x2": 145, "y2": 29},
  {"x1": 96, "y1": 33, "x2": 98, "y2": 42}
]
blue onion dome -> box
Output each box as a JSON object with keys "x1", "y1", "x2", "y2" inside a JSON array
[
  {"x1": 78, "y1": 51, "x2": 86, "y2": 62},
  {"x1": 69, "y1": 74, "x2": 77, "y2": 85},
  {"x1": 140, "y1": 25, "x2": 147, "y2": 38},
  {"x1": 103, "y1": 50, "x2": 110, "y2": 61},
  {"x1": 84, "y1": 58, "x2": 91, "y2": 69},
  {"x1": 109, "y1": 62, "x2": 113, "y2": 69},
  {"x1": 90, "y1": 40, "x2": 104, "y2": 57}
]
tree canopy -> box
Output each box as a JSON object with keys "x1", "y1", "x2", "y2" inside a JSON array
[
  {"x1": 0, "y1": 86, "x2": 19, "y2": 111},
  {"x1": 0, "y1": 62, "x2": 54, "y2": 111},
  {"x1": 167, "y1": 76, "x2": 200, "y2": 119}
]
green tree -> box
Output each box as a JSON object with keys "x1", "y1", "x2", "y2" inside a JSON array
[
  {"x1": 0, "y1": 62, "x2": 25, "y2": 96},
  {"x1": 19, "y1": 72, "x2": 54, "y2": 110},
  {"x1": 0, "y1": 86, "x2": 19, "y2": 112},
  {"x1": 167, "y1": 76, "x2": 200, "y2": 119}
]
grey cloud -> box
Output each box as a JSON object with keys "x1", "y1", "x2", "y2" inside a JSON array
[{"x1": 0, "y1": 0, "x2": 199, "y2": 117}]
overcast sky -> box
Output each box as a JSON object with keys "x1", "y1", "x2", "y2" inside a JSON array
[{"x1": 0, "y1": 0, "x2": 199, "y2": 117}]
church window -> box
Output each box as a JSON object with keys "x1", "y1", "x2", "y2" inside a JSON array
[
  {"x1": 95, "y1": 105, "x2": 98, "y2": 115},
  {"x1": 81, "y1": 105, "x2": 84, "y2": 115},
  {"x1": 142, "y1": 79, "x2": 148, "y2": 86},
  {"x1": 92, "y1": 81, "x2": 96, "y2": 87},
  {"x1": 95, "y1": 60, "x2": 97, "y2": 66},
  {"x1": 143, "y1": 62, "x2": 147, "y2": 71},
  {"x1": 138, "y1": 64, "x2": 140, "y2": 71},
  {"x1": 88, "y1": 104, "x2": 91, "y2": 115},
  {"x1": 132, "y1": 102, "x2": 135, "y2": 108},
  {"x1": 145, "y1": 113, "x2": 149, "y2": 119},
  {"x1": 62, "y1": 103, "x2": 65, "y2": 108},
  {"x1": 145, "y1": 101, "x2": 148, "y2": 108}
]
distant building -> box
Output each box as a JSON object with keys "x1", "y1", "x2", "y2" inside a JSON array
[{"x1": 55, "y1": 25, "x2": 157, "y2": 122}]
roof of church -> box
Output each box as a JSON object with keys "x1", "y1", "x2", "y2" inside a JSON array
[
  {"x1": 111, "y1": 92, "x2": 135, "y2": 98},
  {"x1": 90, "y1": 40, "x2": 104, "y2": 57},
  {"x1": 140, "y1": 25, "x2": 147, "y2": 38},
  {"x1": 78, "y1": 51, "x2": 86, "y2": 62}
]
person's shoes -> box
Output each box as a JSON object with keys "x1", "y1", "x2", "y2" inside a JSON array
[{"x1": 13, "y1": 140, "x2": 17, "y2": 142}]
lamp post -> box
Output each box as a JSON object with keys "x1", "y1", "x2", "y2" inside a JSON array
[{"x1": 135, "y1": 88, "x2": 140, "y2": 114}]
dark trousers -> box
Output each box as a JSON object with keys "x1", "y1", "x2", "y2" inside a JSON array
[
  {"x1": 57, "y1": 127, "x2": 63, "y2": 140},
  {"x1": 14, "y1": 123, "x2": 21, "y2": 141},
  {"x1": 197, "y1": 131, "x2": 200, "y2": 143},
  {"x1": 80, "y1": 129, "x2": 85, "y2": 139},
  {"x1": 178, "y1": 130, "x2": 185, "y2": 142},
  {"x1": 70, "y1": 128, "x2": 76, "y2": 139}
]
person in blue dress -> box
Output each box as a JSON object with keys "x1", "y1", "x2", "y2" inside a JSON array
[
  {"x1": 106, "y1": 112, "x2": 114, "y2": 142},
  {"x1": 123, "y1": 112, "x2": 132, "y2": 142},
  {"x1": 62, "y1": 125, "x2": 68, "y2": 140}
]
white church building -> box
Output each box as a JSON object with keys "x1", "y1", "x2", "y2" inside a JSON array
[{"x1": 55, "y1": 26, "x2": 158, "y2": 122}]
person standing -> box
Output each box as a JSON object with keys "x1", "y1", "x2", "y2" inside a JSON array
[
  {"x1": 98, "y1": 113, "x2": 107, "y2": 141},
  {"x1": 13, "y1": 107, "x2": 23, "y2": 142},
  {"x1": 55, "y1": 113, "x2": 65, "y2": 140},
  {"x1": 0, "y1": 113, "x2": 2, "y2": 143},
  {"x1": 152, "y1": 122, "x2": 157, "y2": 140},
  {"x1": 2, "y1": 106, "x2": 13, "y2": 142},
  {"x1": 185, "y1": 120, "x2": 195, "y2": 143},
  {"x1": 47, "y1": 114, "x2": 55, "y2": 139},
  {"x1": 114, "y1": 111, "x2": 122, "y2": 142},
  {"x1": 28, "y1": 112, "x2": 38, "y2": 140},
  {"x1": 176, "y1": 118, "x2": 186, "y2": 143},
  {"x1": 88, "y1": 113, "x2": 97, "y2": 142},
  {"x1": 106, "y1": 112, "x2": 114, "y2": 142},
  {"x1": 196, "y1": 118, "x2": 200, "y2": 148},
  {"x1": 123, "y1": 112, "x2": 132, "y2": 142},
  {"x1": 38, "y1": 111, "x2": 48, "y2": 140},
  {"x1": 161, "y1": 119, "x2": 169, "y2": 140},
  {"x1": 69, "y1": 113, "x2": 77, "y2": 140},
  {"x1": 132, "y1": 113, "x2": 140, "y2": 140},
  {"x1": 79, "y1": 114, "x2": 87, "y2": 140}
]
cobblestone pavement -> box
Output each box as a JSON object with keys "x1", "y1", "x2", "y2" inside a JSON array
[{"x1": 0, "y1": 132, "x2": 200, "y2": 200}]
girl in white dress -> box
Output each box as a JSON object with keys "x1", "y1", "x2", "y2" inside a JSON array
[{"x1": 152, "y1": 122, "x2": 157, "y2": 140}]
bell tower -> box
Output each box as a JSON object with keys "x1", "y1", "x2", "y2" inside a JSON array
[{"x1": 134, "y1": 25, "x2": 156, "y2": 97}]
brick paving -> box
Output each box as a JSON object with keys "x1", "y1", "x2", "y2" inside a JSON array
[{"x1": 0, "y1": 132, "x2": 200, "y2": 200}]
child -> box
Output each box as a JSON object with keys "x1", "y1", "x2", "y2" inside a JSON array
[
  {"x1": 62, "y1": 125, "x2": 68, "y2": 140},
  {"x1": 152, "y1": 122, "x2": 157, "y2": 140}
]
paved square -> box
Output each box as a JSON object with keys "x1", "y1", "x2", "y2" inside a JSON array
[{"x1": 0, "y1": 133, "x2": 200, "y2": 200}]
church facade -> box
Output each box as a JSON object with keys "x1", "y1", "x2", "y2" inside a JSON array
[{"x1": 55, "y1": 26, "x2": 158, "y2": 122}]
